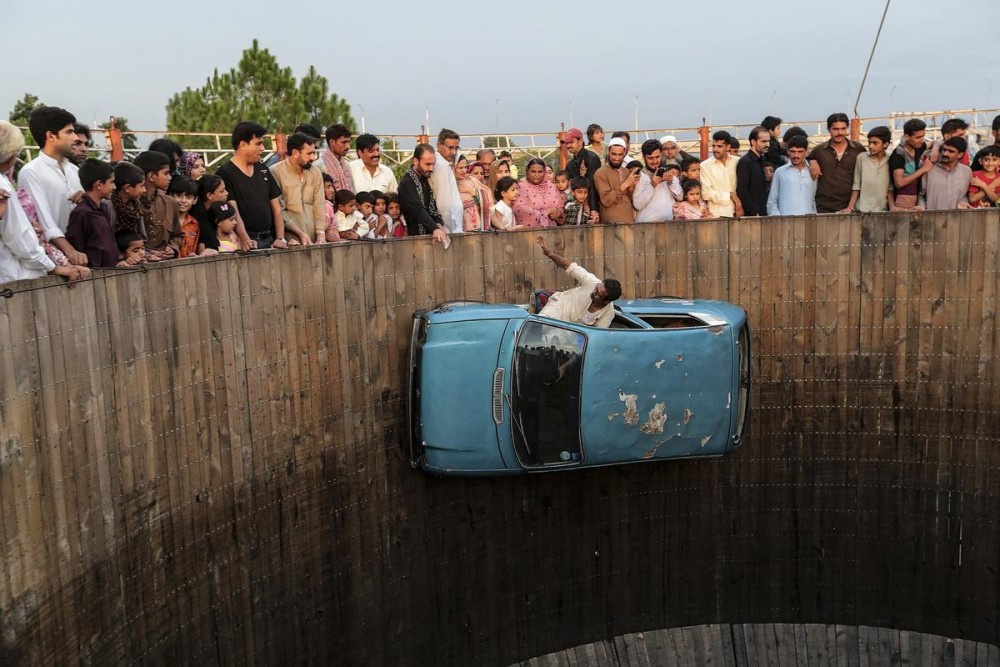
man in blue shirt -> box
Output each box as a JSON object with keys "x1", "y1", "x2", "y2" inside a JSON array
[{"x1": 767, "y1": 135, "x2": 817, "y2": 216}]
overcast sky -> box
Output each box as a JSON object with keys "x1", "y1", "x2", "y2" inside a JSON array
[{"x1": 3, "y1": 0, "x2": 994, "y2": 140}]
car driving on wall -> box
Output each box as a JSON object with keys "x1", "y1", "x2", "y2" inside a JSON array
[{"x1": 407, "y1": 297, "x2": 750, "y2": 476}]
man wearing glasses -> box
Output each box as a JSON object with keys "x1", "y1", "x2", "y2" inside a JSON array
[
  {"x1": 920, "y1": 136, "x2": 972, "y2": 210},
  {"x1": 70, "y1": 123, "x2": 91, "y2": 166}
]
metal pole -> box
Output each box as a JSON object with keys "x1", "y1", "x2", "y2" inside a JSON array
[
  {"x1": 495, "y1": 99, "x2": 499, "y2": 134},
  {"x1": 634, "y1": 95, "x2": 639, "y2": 131},
  {"x1": 854, "y1": 0, "x2": 892, "y2": 117}
]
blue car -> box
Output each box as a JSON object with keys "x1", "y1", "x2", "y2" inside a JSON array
[{"x1": 407, "y1": 298, "x2": 750, "y2": 476}]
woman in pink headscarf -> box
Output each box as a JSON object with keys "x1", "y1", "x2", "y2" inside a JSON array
[
  {"x1": 454, "y1": 155, "x2": 492, "y2": 231},
  {"x1": 513, "y1": 158, "x2": 563, "y2": 227}
]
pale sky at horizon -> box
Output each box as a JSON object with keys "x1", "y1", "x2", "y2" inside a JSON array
[{"x1": 3, "y1": 0, "x2": 994, "y2": 140}]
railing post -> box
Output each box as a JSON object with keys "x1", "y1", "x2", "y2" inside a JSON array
[
  {"x1": 699, "y1": 120, "x2": 710, "y2": 161},
  {"x1": 274, "y1": 127, "x2": 287, "y2": 162},
  {"x1": 557, "y1": 125, "x2": 567, "y2": 170},
  {"x1": 107, "y1": 116, "x2": 124, "y2": 163},
  {"x1": 418, "y1": 125, "x2": 429, "y2": 146}
]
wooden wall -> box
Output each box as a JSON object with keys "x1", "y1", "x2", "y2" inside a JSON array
[{"x1": 0, "y1": 211, "x2": 997, "y2": 665}]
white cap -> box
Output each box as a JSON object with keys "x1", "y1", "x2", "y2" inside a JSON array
[
  {"x1": 659, "y1": 135, "x2": 678, "y2": 145},
  {"x1": 608, "y1": 137, "x2": 628, "y2": 149}
]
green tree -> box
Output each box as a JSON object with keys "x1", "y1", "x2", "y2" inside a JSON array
[
  {"x1": 9, "y1": 92, "x2": 43, "y2": 127},
  {"x1": 100, "y1": 117, "x2": 137, "y2": 150},
  {"x1": 166, "y1": 40, "x2": 355, "y2": 149}
]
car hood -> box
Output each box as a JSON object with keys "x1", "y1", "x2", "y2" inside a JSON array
[
  {"x1": 580, "y1": 324, "x2": 735, "y2": 461},
  {"x1": 419, "y1": 318, "x2": 512, "y2": 470}
]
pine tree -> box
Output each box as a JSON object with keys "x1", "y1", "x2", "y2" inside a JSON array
[
  {"x1": 8, "y1": 93, "x2": 43, "y2": 127},
  {"x1": 166, "y1": 40, "x2": 356, "y2": 149}
]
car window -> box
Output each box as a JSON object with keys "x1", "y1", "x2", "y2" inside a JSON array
[{"x1": 511, "y1": 321, "x2": 585, "y2": 466}]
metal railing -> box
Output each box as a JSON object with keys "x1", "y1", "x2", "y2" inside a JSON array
[{"x1": 16, "y1": 107, "x2": 999, "y2": 169}]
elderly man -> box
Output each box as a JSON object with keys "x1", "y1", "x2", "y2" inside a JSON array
[
  {"x1": 536, "y1": 235, "x2": 622, "y2": 328},
  {"x1": 349, "y1": 133, "x2": 397, "y2": 193},
  {"x1": 658, "y1": 135, "x2": 693, "y2": 168},
  {"x1": 270, "y1": 132, "x2": 323, "y2": 244},
  {"x1": 428, "y1": 128, "x2": 464, "y2": 233}
]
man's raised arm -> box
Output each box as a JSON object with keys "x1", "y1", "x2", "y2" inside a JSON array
[{"x1": 537, "y1": 234, "x2": 571, "y2": 270}]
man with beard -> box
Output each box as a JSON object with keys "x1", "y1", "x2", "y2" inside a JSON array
[
  {"x1": 18, "y1": 106, "x2": 88, "y2": 265},
  {"x1": 735, "y1": 126, "x2": 770, "y2": 216},
  {"x1": 70, "y1": 123, "x2": 91, "y2": 166},
  {"x1": 398, "y1": 143, "x2": 448, "y2": 243},
  {"x1": 270, "y1": 132, "x2": 323, "y2": 244},
  {"x1": 700, "y1": 130, "x2": 742, "y2": 218},
  {"x1": 559, "y1": 127, "x2": 602, "y2": 211},
  {"x1": 349, "y1": 133, "x2": 397, "y2": 194},
  {"x1": 593, "y1": 137, "x2": 638, "y2": 223},
  {"x1": 920, "y1": 136, "x2": 973, "y2": 210},
  {"x1": 634, "y1": 138, "x2": 681, "y2": 222}
]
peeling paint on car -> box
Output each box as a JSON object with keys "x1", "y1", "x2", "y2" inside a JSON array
[
  {"x1": 641, "y1": 438, "x2": 672, "y2": 459},
  {"x1": 607, "y1": 412, "x2": 620, "y2": 421},
  {"x1": 640, "y1": 402, "x2": 667, "y2": 435},
  {"x1": 700, "y1": 435, "x2": 712, "y2": 447},
  {"x1": 619, "y1": 390, "x2": 639, "y2": 425},
  {"x1": 655, "y1": 359, "x2": 665, "y2": 369},
  {"x1": 684, "y1": 408, "x2": 693, "y2": 424},
  {"x1": 675, "y1": 353, "x2": 684, "y2": 362}
]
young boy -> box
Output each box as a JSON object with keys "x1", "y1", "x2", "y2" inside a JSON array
[
  {"x1": 847, "y1": 125, "x2": 893, "y2": 213},
  {"x1": 321, "y1": 173, "x2": 341, "y2": 242},
  {"x1": 133, "y1": 151, "x2": 181, "y2": 260},
  {"x1": 355, "y1": 191, "x2": 376, "y2": 239},
  {"x1": 109, "y1": 161, "x2": 146, "y2": 236},
  {"x1": 554, "y1": 170, "x2": 571, "y2": 202},
  {"x1": 115, "y1": 230, "x2": 146, "y2": 267},
  {"x1": 564, "y1": 177, "x2": 599, "y2": 225},
  {"x1": 167, "y1": 175, "x2": 201, "y2": 257},
  {"x1": 969, "y1": 145, "x2": 1000, "y2": 207},
  {"x1": 680, "y1": 156, "x2": 701, "y2": 184},
  {"x1": 66, "y1": 158, "x2": 118, "y2": 268},
  {"x1": 334, "y1": 189, "x2": 361, "y2": 240}
]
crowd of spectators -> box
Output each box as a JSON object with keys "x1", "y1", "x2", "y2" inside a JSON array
[{"x1": 1, "y1": 105, "x2": 998, "y2": 286}]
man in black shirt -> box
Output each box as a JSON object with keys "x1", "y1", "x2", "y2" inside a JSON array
[
  {"x1": 398, "y1": 144, "x2": 447, "y2": 243},
  {"x1": 217, "y1": 121, "x2": 286, "y2": 249},
  {"x1": 560, "y1": 127, "x2": 602, "y2": 211},
  {"x1": 736, "y1": 126, "x2": 770, "y2": 216}
]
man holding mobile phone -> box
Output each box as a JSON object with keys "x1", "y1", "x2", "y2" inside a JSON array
[
  {"x1": 634, "y1": 139, "x2": 683, "y2": 222},
  {"x1": 593, "y1": 137, "x2": 637, "y2": 224}
]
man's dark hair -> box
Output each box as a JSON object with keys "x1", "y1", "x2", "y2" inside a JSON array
[
  {"x1": 992, "y1": 114, "x2": 1000, "y2": 132},
  {"x1": 28, "y1": 106, "x2": 76, "y2": 148},
  {"x1": 149, "y1": 138, "x2": 182, "y2": 164},
  {"x1": 79, "y1": 158, "x2": 114, "y2": 191},
  {"x1": 286, "y1": 132, "x2": 315, "y2": 154},
  {"x1": 712, "y1": 130, "x2": 732, "y2": 143},
  {"x1": 292, "y1": 123, "x2": 321, "y2": 140},
  {"x1": 827, "y1": 113, "x2": 850, "y2": 129},
  {"x1": 761, "y1": 116, "x2": 782, "y2": 132},
  {"x1": 476, "y1": 148, "x2": 496, "y2": 160},
  {"x1": 782, "y1": 126, "x2": 807, "y2": 143},
  {"x1": 115, "y1": 230, "x2": 142, "y2": 253},
  {"x1": 371, "y1": 190, "x2": 387, "y2": 204},
  {"x1": 602, "y1": 279, "x2": 622, "y2": 303},
  {"x1": 640, "y1": 138, "x2": 661, "y2": 157},
  {"x1": 944, "y1": 136, "x2": 968, "y2": 154},
  {"x1": 941, "y1": 118, "x2": 969, "y2": 135},
  {"x1": 113, "y1": 161, "x2": 145, "y2": 188},
  {"x1": 498, "y1": 150, "x2": 512, "y2": 159},
  {"x1": 231, "y1": 121, "x2": 267, "y2": 150},
  {"x1": 786, "y1": 135, "x2": 809, "y2": 150},
  {"x1": 167, "y1": 174, "x2": 198, "y2": 196},
  {"x1": 680, "y1": 156, "x2": 701, "y2": 171},
  {"x1": 355, "y1": 133, "x2": 379, "y2": 152},
  {"x1": 437, "y1": 128, "x2": 460, "y2": 144},
  {"x1": 728, "y1": 136, "x2": 741, "y2": 150},
  {"x1": 493, "y1": 176, "x2": 517, "y2": 201},
  {"x1": 355, "y1": 191, "x2": 375, "y2": 206},
  {"x1": 570, "y1": 177, "x2": 589, "y2": 190},
  {"x1": 73, "y1": 123, "x2": 91, "y2": 141},
  {"x1": 903, "y1": 119, "x2": 927, "y2": 136},
  {"x1": 586, "y1": 124, "x2": 603, "y2": 141},
  {"x1": 413, "y1": 143, "x2": 435, "y2": 160},
  {"x1": 611, "y1": 130, "x2": 630, "y2": 143},
  {"x1": 868, "y1": 126, "x2": 892, "y2": 144},
  {"x1": 325, "y1": 123, "x2": 351, "y2": 143},
  {"x1": 133, "y1": 151, "x2": 170, "y2": 178},
  {"x1": 748, "y1": 126, "x2": 768, "y2": 142},
  {"x1": 977, "y1": 145, "x2": 1000, "y2": 161},
  {"x1": 334, "y1": 189, "x2": 355, "y2": 207}
]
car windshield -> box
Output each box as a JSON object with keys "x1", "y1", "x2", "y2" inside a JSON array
[{"x1": 511, "y1": 320, "x2": 586, "y2": 465}]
